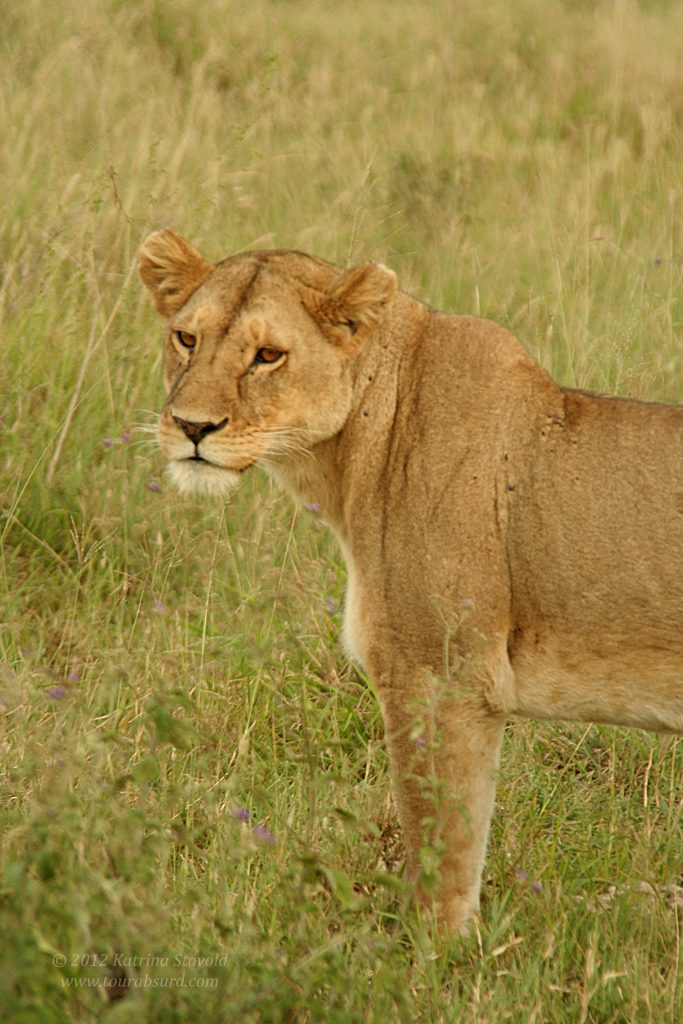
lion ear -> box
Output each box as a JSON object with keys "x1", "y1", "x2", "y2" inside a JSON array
[
  {"x1": 311, "y1": 261, "x2": 397, "y2": 351},
  {"x1": 138, "y1": 229, "x2": 214, "y2": 317}
]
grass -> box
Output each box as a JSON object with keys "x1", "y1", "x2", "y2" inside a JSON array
[{"x1": 1, "y1": 0, "x2": 682, "y2": 1020}]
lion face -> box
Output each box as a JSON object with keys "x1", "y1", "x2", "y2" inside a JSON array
[{"x1": 138, "y1": 230, "x2": 396, "y2": 497}]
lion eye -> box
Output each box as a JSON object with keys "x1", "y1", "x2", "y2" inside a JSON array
[
  {"x1": 254, "y1": 347, "x2": 284, "y2": 365},
  {"x1": 175, "y1": 330, "x2": 196, "y2": 350}
]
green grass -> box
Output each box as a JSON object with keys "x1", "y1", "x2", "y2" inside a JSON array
[{"x1": 1, "y1": 0, "x2": 682, "y2": 1020}]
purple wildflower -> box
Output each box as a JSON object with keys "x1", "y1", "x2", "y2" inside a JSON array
[
  {"x1": 67, "y1": 670, "x2": 81, "y2": 683},
  {"x1": 49, "y1": 686, "x2": 67, "y2": 700},
  {"x1": 460, "y1": 598, "x2": 473, "y2": 608},
  {"x1": 324, "y1": 596, "x2": 337, "y2": 614},
  {"x1": 303, "y1": 502, "x2": 321, "y2": 515},
  {"x1": 415, "y1": 737, "x2": 427, "y2": 749},
  {"x1": 147, "y1": 481, "x2": 162, "y2": 493},
  {"x1": 152, "y1": 600, "x2": 168, "y2": 614},
  {"x1": 253, "y1": 824, "x2": 275, "y2": 845},
  {"x1": 102, "y1": 438, "x2": 113, "y2": 449},
  {"x1": 531, "y1": 880, "x2": 543, "y2": 893},
  {"x1": 515, "y1": 869, "x2": 528, "y2": 881},
  {"x1": 120, "y1": 431, "x2": 132, "y2": 443},
  {"x1": 230, "y1": 807, "x2": 250, "y2": 822},
  {"x1": 654, "y1": 258, "x2": 663, "y2": 266}
]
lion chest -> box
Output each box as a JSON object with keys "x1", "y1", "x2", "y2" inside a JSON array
[{"x1": 341, "y1": 556, "x2": 369, "y2": 669}]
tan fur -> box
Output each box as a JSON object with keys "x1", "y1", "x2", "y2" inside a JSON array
[{"x1": 139, "y1": 229, "x2": 683, "y2": 933}]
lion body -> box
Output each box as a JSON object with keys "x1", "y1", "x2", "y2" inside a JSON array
[{"x1": 139, "y1": 230, "x2": 683, "y2": 933}]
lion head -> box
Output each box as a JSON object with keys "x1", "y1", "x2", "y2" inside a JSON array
[{"x1": 138, "y1": 229, "x2": 397, "y2": 497}]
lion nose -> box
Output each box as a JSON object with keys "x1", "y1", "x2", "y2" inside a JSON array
[{"x1": 172, "y1": 416, "x2": 229, "y2": 445}]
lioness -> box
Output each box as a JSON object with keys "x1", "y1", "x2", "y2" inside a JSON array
[{"x1": 138, "y1": 229, "x2": 683, "y2": 934}]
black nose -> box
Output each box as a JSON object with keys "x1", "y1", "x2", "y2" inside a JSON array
[{"x1": 172, "y1": 416, "x2": 228, "y2": 445}]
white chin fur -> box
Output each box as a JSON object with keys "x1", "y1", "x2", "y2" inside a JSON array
[{"x1": 166, "y1": 459, "x2": 242, "y2": 498}]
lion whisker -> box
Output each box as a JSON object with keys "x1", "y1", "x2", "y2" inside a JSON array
[
  {"x1": 130, "y1": 438, "x2": 160, "y2": 451},
  {"x1": 262, "y1": 427, "x2": 322, "y2": 459}
]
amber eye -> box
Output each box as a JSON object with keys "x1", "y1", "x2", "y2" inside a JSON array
[
  {"x1": 254, "y1": 347, "x2": 284, "y2": 365},
  {"x1": 175, "y1": 330, "x2": 196, "y2": 350}
]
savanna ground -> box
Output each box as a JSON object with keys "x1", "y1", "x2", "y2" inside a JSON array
[{"x1": 1, "y1": 0, "x2": 682, "y2": 1020}]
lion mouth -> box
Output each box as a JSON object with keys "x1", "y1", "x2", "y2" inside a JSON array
[{"x1": 182, "y1": 454, "x2": 254, "y2": 473}]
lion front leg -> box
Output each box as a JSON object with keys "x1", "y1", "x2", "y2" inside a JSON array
[{"x1": 381, "y1": 686, "x2": 506, "y2": 935}]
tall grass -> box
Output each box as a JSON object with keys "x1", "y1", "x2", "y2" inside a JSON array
[{"x1": 1, "y1": 1, "x2": 681, "y2": 1020}]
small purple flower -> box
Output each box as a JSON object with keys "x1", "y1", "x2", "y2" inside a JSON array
[
  {"x1": 531, "y1": 880, "x2": 543, "y2": 893},
  {"x1": 147, "y1": 481, "x2": 162, "y2": 493},
  {"x1": 654, "y1": 258, "x2": 663, "y2": 266},
  {"x1": 230, "y1": 807, "x2": 250, "y2": 822},
  {"x1": 415, "y1": 737, "x2": 427, "y2": 749},
  {"x1": 460, "y1": 598, "x2": 473, "y2": 608},
  {"x1": 152, "y1": 600, "x2": 168, "y2": 614},
  {"x1": 253, "y1": 824, "x2": 275, "y2": 845},
  {"x1": 324, "y1": 596, "x2": 337, "y2": 614},
  {"x1": 49, "y1": 686, "x2": 67, "y2": 700},
  {"x1": 102, "y1": 438, "x2": 113, "y2": 449},
  {"x1": 121, "y1": 431, "x2": 132, "y2": 443},
  {"x1": 515, "y1": 869, "x2": 528, "y2": 881},
  {"x1": 67, "y1": 670, "x2": 81, "y2": 683},
  {"x1": 303, "y1": 502, "x2": 321, "y2": 516}
]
